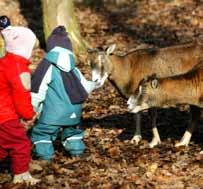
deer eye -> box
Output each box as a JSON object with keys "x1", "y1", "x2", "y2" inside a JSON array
[{"x1": 151, "y1": 79, "x2": 159, "y2": 89}]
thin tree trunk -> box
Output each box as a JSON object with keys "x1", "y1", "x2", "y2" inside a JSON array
[{"x1": 42, "y1": 0, "x2": 87, "y2": 56}]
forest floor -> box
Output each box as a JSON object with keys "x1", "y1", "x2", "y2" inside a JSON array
[{"x1": 0, "y1": 0, "x2": 203, "y2": 188}]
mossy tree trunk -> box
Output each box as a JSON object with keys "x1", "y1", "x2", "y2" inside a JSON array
[{"x1": 42, "y1": 0, "x2": 87, "y2": 56}]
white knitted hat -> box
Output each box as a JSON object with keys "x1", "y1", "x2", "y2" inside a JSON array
[{"x1": 1, "y1": 26, "x2": 36, "y2": 59}]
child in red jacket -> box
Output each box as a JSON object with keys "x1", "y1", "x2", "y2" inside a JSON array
[{"x1": 0, "y1": 16, "x2": 40, "y2": 185}]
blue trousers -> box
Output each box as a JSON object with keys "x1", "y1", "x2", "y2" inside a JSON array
[{"x1": 31, "y1": 123, "x2": 85, "y2": 160}]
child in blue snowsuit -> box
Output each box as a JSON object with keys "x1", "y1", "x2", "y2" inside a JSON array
[{"x1": 31, "y1": 26, "x2": 97, "y2": 160}]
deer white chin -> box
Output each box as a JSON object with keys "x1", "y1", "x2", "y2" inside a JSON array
[
  {"x1": 99, "y1": 72, "x2": 108, "y2": 86},
  {"x1": 92, "y1": 71, "x2": 108, "y2": 88},
  {"x1": 129, "y1": 103, "x2": 150, "y2": 113},
  {"x1": 127, "y1": 95, "x2": 137, "y2": 111}
]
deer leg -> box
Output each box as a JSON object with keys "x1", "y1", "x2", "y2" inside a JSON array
[
  {"x1": 175, "y1": 106, "x2": 200, "y2": 147},
  {"x1": 131, "y1": 113, "x2": 142, "y2": 145},
  {"x1": 149, "y1": 108, "x2": 161, "y2": 148}
]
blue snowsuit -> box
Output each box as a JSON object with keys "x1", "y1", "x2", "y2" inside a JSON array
[{"x1": 31, "y1": 26, "x2": 96, "y2": 160}]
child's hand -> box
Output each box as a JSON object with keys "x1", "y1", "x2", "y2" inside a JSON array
[
  {"x1": 21, "y1": 120, "x2": 31, "y2": 131},
  {"x1": 22, "y1": 113, "x2": 38, "y2": 130},
  {"x1": 94, "y1": 81, "x2": 103, "y2": 89}
]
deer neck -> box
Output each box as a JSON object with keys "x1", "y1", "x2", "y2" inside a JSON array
[{"x1": 107, "y1": 55, "x2": 132, "y2": 97}]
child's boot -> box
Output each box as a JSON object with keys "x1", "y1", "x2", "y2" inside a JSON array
[
  {"x1": 65, "y1": 138, "x2": 85, "y2": 156},
  {"x1": 62, "y1": 128, "x2": 85, "y2": 156},
  {"x1": 13, "y1": 171, "x2": 40, "y2": 185}
]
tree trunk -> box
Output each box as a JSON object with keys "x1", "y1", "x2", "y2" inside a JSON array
[{"x1": 42, "y1": 0, "x2": 87, "y2": 56}]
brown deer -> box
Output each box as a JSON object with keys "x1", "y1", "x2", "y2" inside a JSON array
[
  {"x1": 88, "y1": 41, "x2": 203, "y2": 148},
  {"x1": 128, "y1": 62, "x2": 203, "y2": 148}
]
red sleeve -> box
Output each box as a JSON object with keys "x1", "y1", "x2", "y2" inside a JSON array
[{"x1": 5, "y1": 62, "x2": 35, "y2": 120}]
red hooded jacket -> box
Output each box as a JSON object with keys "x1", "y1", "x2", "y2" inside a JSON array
[{"x1": 0, "y1": 52, "x2": 35, "y2": 123}]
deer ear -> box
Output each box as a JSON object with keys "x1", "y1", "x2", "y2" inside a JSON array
[
  {"x1": 106, "y1": 44, "x2": 116, "y2": 55},
  {"x1": 151, "y1": 79, "x2": 159, "y2": 89}
]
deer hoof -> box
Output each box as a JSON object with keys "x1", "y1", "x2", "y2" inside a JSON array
[
  {"x1": 175, "y1": 140, "x2": 189, "y2": 147},
  {"x1": 149, "y1": 138, "x2": 161, "y2": 148},
  {"x1": 130, "y1": 135, "x2": 142, "y2": 145}
]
